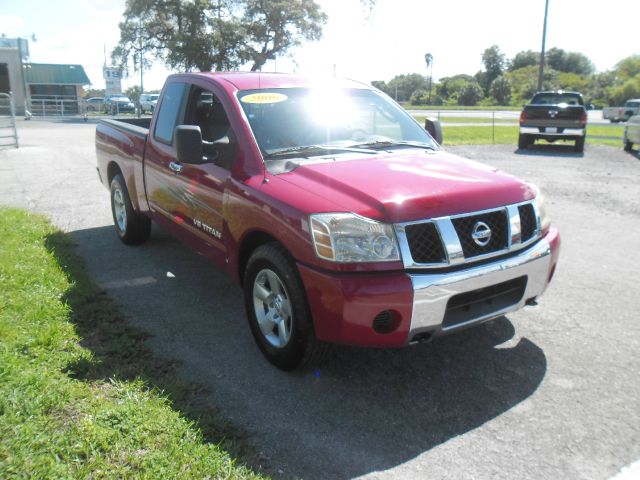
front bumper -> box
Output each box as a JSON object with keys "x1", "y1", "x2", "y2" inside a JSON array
[{"x1": 298, "y1": 228, "x2": 560, "y2": 348}]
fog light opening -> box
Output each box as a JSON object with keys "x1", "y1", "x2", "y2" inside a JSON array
[
  {"x1": 372, "y1": 310, "x2": 400, "y2": 334},
  {"x1": 410, "y1": 332, "x2": 433, "y2": 344}
]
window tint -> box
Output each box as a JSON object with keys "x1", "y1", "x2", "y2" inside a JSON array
[
  {"x1": 154, "y1": 82, "x2": 187, "y2": 143},
  {"x1": 185, "y1": 88, "x2": 230, "y2": 142},
  {"x1": 531, "y1": 93, "x2": 584, "y2": 106},
  {"x1": 238, "y1": 88, "x2": 435, "y2": 156}
]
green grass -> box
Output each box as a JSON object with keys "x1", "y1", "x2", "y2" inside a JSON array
[
  {"x1": 442, "y1": 125, "x2": 520, "y2": 145},
  {"x1": 413, "y1": 115, "x2": 517, "y2": 124},
  {"x1": 0, "y1": 207, "x2": 263, "y2": 479},
  {"x1": 440, "y1": 124, "x2": 624, "y2": 147},
  {"x1": 402, "y1": 103, "x2": 522, "y2": 111}
]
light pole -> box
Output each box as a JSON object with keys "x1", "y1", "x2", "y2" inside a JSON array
[{"x1": 537, "y1": 0, "x2": 550, "y2": 91}]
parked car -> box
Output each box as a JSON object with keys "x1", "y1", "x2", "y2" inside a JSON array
[
  {"x1": 139, "y1": 93, "x2": 159, "y2": 114},
  {"x1": 96, "y1": 72, "x2": 560, "y2": 370},
  {"x1": 104, "y1": 94, "x2": 135, "y2": 115},
  {"x1": 84, "y1": 97, "x2": 104, "y2": 113},
  {"x1": 519, "y1": 91, "x2": 587, "y2": 152},
  {"x1": 603, "y1": 99, "x2": 640, "y2": 123},
  {"x1": 623, "y1": 114, "x2": 640, "y2": 152}
]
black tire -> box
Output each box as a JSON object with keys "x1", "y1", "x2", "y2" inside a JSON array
[
  {"x1": 574, "y1": 136, "x2": 585, "y2": 153},
  {"x1": 624, "y1": 134, "x2": 633, "y2": 152},
  {"x1": 243, "y1": 243, "x2": 324, "y2": 371},
  {"x1": 110, "y1": 174, "x2": 151, "y2": 245},
  {"x1": 518, "y1": 133, "x2": 530, "y2": 149}
]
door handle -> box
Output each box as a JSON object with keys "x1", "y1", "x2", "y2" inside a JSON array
[{"x1": 169, "y1": 161, "x2": 183, "y2": 174}]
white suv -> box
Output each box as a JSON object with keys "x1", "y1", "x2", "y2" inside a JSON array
[{"x1": 139, "y1": 93, "x2": 159, "y2": 114}]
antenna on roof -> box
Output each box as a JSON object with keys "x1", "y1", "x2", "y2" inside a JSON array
[{"x1": 103, "y1": 45, "x2": 107, "y2": 67}]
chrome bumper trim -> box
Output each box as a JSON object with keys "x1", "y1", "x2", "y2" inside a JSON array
[
  {"x1": 408, "y1": 238, "x2": 552, "y2": 339},
  {"x1": 520, "y1": 126, "x2": 585, "y2": 136}
]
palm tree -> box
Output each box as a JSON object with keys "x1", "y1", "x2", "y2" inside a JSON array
[{"x1": 424, "y1": 53, "x2": 433, "y2": 104}]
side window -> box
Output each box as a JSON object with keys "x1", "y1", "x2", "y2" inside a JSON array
[
  {"x1": 183, "y1": 86, "x2": 235, "y2": 169},
  {"x1": 154, "y1": 82, "x2": 188, "y2": 144},
  {"x1": 184, "y1": 87, "x2": 231, "y2": 142}
]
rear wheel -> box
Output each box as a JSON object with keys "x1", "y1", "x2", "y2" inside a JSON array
[
  {"x1": 244, "y1": 243, "x2": 323, "y2": 370},
  {"x1": 518, "y1": 133, "x2": 531, "y2": 149},
  {"x1": 110, "y1": 174, "x2": 151, "y2": 245},
  {"x1": 574, "y1": 136, "x2": 585, "y2": 153}
]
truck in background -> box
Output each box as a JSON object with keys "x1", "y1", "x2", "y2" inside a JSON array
[
  {"x1": 603, "y1": 99, "x2": 640, "y2": 123},
  {"x1": 519, "y1": 91, "x2": 588, "y2": 152}
]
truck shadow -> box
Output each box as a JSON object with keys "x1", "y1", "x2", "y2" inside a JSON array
[
  {"x1": 53, "y1": 224, "x2": 547, "y2": 479},
  {"x1": 515, "y1": 143, "x2": 584, "y2": 157},
  {"x1": 624, "y1": 148, "x2": 640, "y2": 160}
]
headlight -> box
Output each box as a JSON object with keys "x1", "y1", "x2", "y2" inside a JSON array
[
  {"x1": 534, "y1": 187, "x2": 551, "y2": 233},
  {"x1": 310, "y1": 213, "x2": 400, "y2": 263}
]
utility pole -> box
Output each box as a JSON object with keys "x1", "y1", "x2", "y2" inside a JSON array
[
  {"x1": 138, "y1": 21, "x2": 144, "y2": 94},
  {"x1": 139, "y1": 32, "x2": 144, "y2": 94},
  {"x1": 537, "y1": 0, "x2": 550, "y2": 91}
]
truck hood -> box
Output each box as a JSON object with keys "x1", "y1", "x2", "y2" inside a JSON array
[{"x1": 275, "y1": 149, "x2": 535, "y2": 223}]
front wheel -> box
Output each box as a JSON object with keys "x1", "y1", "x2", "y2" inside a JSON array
[
  {"x1": 243, "y1": 243, "x2": 323, "y2": 370},
  {"x1": 110, "y1": 174, "x2": 151, "y2": 245},
  {"x1": 624, "y1": 134, "x2": 633, "y2": 152}
]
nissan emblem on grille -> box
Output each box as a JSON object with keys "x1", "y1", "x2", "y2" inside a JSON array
[{"x1": 472, "y1": 221, "x2": 492, "y2": 247}]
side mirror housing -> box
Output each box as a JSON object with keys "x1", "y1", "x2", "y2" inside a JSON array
[
  {"x1": 424, "y1": 117, "x2": 443, "y2": 145},
  {"x1": 174, "y1": 125, "x2": 204, "y2": 164}
]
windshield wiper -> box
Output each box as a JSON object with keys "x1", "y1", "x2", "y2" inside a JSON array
[
  {"x1": 347, "y1": 140, "x2": 437, "y2": 151},
  {"x1": 264, "y1": 144, "x2": 378, "y2": 159}
]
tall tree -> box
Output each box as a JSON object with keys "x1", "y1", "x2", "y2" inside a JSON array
[
  {"x1": 545, "y1": 47, "x2": 594, "y2": 76},
  {"x1": 480, "y1": 45, "x2": 506, "y2": 93},
  {"x1": 424, "y1": 53, "x2": 433, "y2": 103},
  {"x1": 243, "y1": 0, "x2": 327, "y2": 72},
  {"x1": 114, "y1": 0, "x2": 327, "y2": 73},
  {"x1": 509, "y1": 50, "x2": 539, "y2": 71}
]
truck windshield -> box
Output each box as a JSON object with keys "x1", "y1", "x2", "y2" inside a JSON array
[{"x1": 237, "y1": 87, "x2": 437, "y2": 159}]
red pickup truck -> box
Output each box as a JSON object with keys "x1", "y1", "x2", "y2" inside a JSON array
[{"x1": 96, "y1": 72, "x2": 560, "y2": 370}]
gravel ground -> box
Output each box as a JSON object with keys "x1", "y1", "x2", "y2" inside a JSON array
[{"x1": 1, "y1": 120, "x2": 639, "y2": 479}]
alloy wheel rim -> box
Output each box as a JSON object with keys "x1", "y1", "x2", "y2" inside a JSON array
[
  {"x1": 252, "y1": 269, "x2": 293, "y2": 349},
  {"x1": 113, "y1": 187, "x2": 127, "y2": 232}
]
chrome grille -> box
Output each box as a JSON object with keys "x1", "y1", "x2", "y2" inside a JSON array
[
  {"x1": 398, "y1": 201, "x2": 540, "y2": 269},
  {"x1": 518, "y1": 204, "x2": 536, "y2": 242},
  {"x1": 404, "y1": 222, "x2": 446, "y2": 263},
  {"x1": 451, "y1": 210, "x2": 509, "y2": 258}
]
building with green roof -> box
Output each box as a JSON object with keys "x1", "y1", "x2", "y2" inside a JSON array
[{"x1": 0, "y1": 38, "x2": 91, "y2": 116}]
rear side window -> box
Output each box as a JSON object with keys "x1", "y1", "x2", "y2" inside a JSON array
[{"x1": 154, "y1": 83, "x2": 188, "y2": 143}]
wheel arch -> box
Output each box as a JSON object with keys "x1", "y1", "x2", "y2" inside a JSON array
[
  {"x1": 107, "y1": 161, "x2": 123, "y2": 186},
  {"x1": 237, "y1": 230, "x2": 280, "y2": 283}
]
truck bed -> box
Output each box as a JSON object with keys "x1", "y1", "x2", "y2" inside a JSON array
[{"x1": 95, "y1": 118, "x2": 151, "y2": 212}]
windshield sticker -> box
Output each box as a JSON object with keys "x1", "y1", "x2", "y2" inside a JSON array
[{"x1": 241, "y1": 93, "x2": 288, "y2": 104}]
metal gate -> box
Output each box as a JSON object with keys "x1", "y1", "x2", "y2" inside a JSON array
[{"x1": 0, "y1": 92, "x2": 18, "y2": 148}]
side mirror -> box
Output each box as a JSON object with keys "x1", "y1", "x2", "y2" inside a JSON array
[
  {"x1": 175, "y1": 125, "x2": 204, "y2": 164},
  {"x1": 587, "y1": 103, "x2": 594, "y2": 111},
  {"x1": 424, "y1": 117, "x2": 443, "y2": 145}
]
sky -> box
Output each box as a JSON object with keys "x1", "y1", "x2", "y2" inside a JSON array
[{"x1": 1, "y1": 0, "x2": 638, "y2": 92}]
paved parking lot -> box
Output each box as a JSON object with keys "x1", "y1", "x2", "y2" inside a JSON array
[{"x1": 1, "y1": 119, "x2": 639, "y2": 479}]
